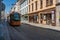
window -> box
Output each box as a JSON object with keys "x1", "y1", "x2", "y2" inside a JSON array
[
  {"x1": 25, "y1": 1, "x2": 27, "y2": 5},
  {"x1": 32, "y1": 0, "x2": 33, "y2": 1},
  {"x1": 29, "y1": 0, "x2": 30, "y2": 3},
  {"x1": 14, "y1": 7, "x2": 16, "y2": 10},
  {"x1": 40, "y1": 0, "x2": 43, "y2": 9},
  {"x1": 46, "y1": 0, "x2": 49, "y2": 7},
  {"x1": 46, "y1": 0, "x2": 53, "y2": 7},
  {"x1": 50, "y1": 0, "x2": 53, "y2": 5},
  {"x1": 27, "y1": 0, "x2": 28, "y2": 4},
  {"x1": 32, "y1": 3, "x2": 33, "y2": 11},
  {"x1": 27, "y1": 7, "x2": 28, "y2": 12},
  {"x1": 25, "y1": 7, "x2": 27, "y2": 12},
  {"x1": 35, "y1": 1, "x2": 37, "y2": 10},
  {"x1": 29, "y1": 5, "x2": 30, "y2": 12}
]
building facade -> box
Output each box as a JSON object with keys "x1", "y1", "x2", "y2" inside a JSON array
[
  {"x1": 56, "y1": 0, "x2": 60, "y2": 26},
  {"x1": 10, "y1": 0, "x2": 20, "y2": 13},
  {"x1": 20, "y1": 0, "x2": 28, "y2": 21},
  {"x1": 28, "y1": 0, "x2": 57, "y2": 26},
  {"x1": 0, "y1": 0, "x2": 5, "y2": 23}
]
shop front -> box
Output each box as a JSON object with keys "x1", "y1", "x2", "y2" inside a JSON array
[
  {"x1": 29, "y1": 13, "x2": 38, "y2": 23},
  {"x1": 33, "y1": 14, "x2": 38, "y2": 23},
  {"x1": 40, "y1": 10, "x2": 56, "y2": 26},
  {"x1": 40, "y1": 13, "x2": 52, "y2": 25},
  {"x1": 29, "y1": 15, "x2": 34, "y2": 22}
]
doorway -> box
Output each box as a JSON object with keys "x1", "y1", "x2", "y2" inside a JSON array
[{"x1": 40, "y1": 13, "x2": 52, "y2": 25}]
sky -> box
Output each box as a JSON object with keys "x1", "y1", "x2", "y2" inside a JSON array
[{"x1": 3, "y1": 0, "x2": 17, "y2": 14}]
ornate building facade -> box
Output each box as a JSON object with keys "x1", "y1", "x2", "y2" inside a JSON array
[{"x1": 28, "y1": 0, "x2": 57, "y2": 26}]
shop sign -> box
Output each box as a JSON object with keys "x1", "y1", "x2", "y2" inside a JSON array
[{"x1": 51, "y1": 11, "x2": 54, "y2": 14}]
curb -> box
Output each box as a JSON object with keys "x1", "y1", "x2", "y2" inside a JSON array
[{"x1": 21, "y1": 21, "x2": 60, "y2": 32}]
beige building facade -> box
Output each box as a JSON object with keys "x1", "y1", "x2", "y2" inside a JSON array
[{"x1": 28, "y1": 0, "x2": 57, "y2": 26}]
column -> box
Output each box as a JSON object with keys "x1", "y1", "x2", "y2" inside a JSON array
[{"x1": 38, "y1": 13, "x2": 40, "y2": 23}]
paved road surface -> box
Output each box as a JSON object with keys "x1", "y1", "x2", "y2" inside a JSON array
[{"x1": 0, "y1": 21, "x2": 60, "y2": 40}]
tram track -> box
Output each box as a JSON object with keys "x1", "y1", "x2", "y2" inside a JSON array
[{"x1": 7, "y1": 23, "x2": 30, "y2": 40}]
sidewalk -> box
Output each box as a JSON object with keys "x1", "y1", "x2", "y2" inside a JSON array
[{"x1": 21, "y1": 21, "x2": 60, "y2": 31}]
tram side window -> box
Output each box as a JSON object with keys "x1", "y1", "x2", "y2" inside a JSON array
[{"x1": 10, "y1": 15, "x2": 14, "y2": 21}]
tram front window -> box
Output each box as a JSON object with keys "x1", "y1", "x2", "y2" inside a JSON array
[{"x1": 14, "y1": 13, "x2": 20, "y2": 21}]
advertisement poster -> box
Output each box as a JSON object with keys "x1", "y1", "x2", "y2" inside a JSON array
[{"x1": 51, "y1": 11, "x2": 55, "y2": 23}]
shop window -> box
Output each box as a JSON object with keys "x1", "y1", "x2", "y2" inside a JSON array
[
  {"x1": 34, "y1": 14, "x2": 38, "y2": 23},
  {"x1": 46, "y1": 14, "x2": 52, "y2": 25},
  {"x1": 40, "y1": 14, "x2": 43, "y2": 23},
  {"x1": 43, "y1": 14, "x2": 46, "y2": 21}
]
